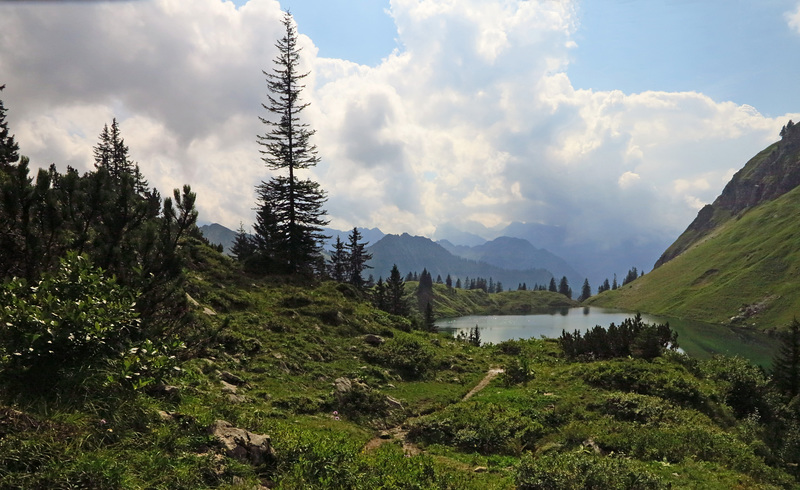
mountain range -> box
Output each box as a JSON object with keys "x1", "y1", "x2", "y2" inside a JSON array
[{"x1": 199, "y1": 225, "x2": 572, "y2": 291}]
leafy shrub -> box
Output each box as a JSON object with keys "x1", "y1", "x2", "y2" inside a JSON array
[
  {"x1": 594, "y1": 392, "x2": 674, "y2": 424},
  {"x1": 0, "y1": 253, "x2": 181, "y2": 392},
  {"x1": 700, "y1": 355, "x2": 774, "y2": 419},
  {"x1": 407, "y1": 401, "x2": 542, "y2": 455},
  {"x1": 580, "y1": 359, "x2": 709, "y2": 411},
  {"x1": 502, "y1": 356, "x2": 535, "y2": 387},
  {"x1": 367, "y1": 333, "x2": 435, "y2": 380},
  {"x1": 515, "y1": 451, "x2": 665, "y2": 489}
]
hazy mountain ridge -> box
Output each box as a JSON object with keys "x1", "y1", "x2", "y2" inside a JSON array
[
  {"x1": 438, "y1": 236, "x2": 584, "y2": 288},
  {"x1": 367, "y1": 233, "x2": 554, "y2": 289}
]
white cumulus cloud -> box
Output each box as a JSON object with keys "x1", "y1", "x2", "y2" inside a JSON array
[{"x1": 0, "y1": 0, "x2": 796, "y2": 258}]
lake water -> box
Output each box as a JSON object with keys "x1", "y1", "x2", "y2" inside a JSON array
[{"x1": 435, "y1": 307, "x2": 780, "y2": 367}]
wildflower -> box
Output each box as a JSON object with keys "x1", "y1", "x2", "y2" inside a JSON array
[
  {"x1": 334, "y1": 416, "x2": 340, "y2": 421},
  {"x1": 332, "y1": 410, "x2": 339, "y2": 416}
]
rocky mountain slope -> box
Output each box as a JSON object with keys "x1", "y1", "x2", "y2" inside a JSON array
[{"x1": 590, "y1": 122, "x2": 800, "y2": 329}]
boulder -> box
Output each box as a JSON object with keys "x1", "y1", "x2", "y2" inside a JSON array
[
  {"x1": 208, "y1": 420, "x2": 275, "y2": 466},
  {"x1": 363, "y1": 334, "x2": 386, "y2": 346}
]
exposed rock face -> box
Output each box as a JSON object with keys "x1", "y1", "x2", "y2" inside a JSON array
[
  {"x1": 208, "y1": 420, "x2": 275, "y2": 466},
  {"x1": 655, "y1": 123, "x2": 800, "y2": 268}
]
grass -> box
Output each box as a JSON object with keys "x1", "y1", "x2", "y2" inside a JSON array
[{"x1": 1, "y1": 243, "x2": 798, "y2": 488}]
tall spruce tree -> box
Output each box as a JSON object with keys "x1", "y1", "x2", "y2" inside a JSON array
[
  {"x1": 231, "y1": 222, "x2": 256, "y2": 261},
  {"x1": 579, "y1": 278, "x2": 592, "y2": 301},
  {"x1": 558, "y1": 276, "x2": 570, "y2": 297},
  {"x1": 773, "y1": 318, "x2": 800, "y2": 398},
  {"x1": 346, "y1": 227, "x2": 372, "y2": 288},
  {"x1": 0, "y1": 85, "x2": 19, "y2": 168},
  {"x1": 328, "y1": 235, "x2": 348, "y2": 282},
  {"x1": 256, "y1": 11, "x2": 328, "y2": 274},
  {"x1": 386, "y1": 264, "x2": 407, "y2": 316}
]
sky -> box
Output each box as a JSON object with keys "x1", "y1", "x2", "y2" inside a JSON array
[{"x1": 1, "y1": 0, "x2": 800, "y2": 262}]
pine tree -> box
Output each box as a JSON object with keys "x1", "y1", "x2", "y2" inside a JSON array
[
  {"x1": 455, "y1": 278, "x2": 462, "y2": 289},
  {"x1": 251, "y1": 186, "x2": 282, "y2": 271},
  {"x1": 424, "y1": 302, "x2": 436, "y2": 333},
  {"x1": 773, "y1": 318, "x2": 800, "y2": 398},
  {"x1": 0, "y1": 85, "x2": 19, "y2": 168},
  {"x1": 386, "y1": 265, "x2": 407, "y2": 316},
  {"x1": 446, "y1": 274, "x2": 453, "y2": 289},
  {"x1": 417, "y1": 268, "x2": 433, "y2": 311},
  {"x1": 373, "y1": 277, "x2": 388, "y2": 311},
  {"x1": 548, "y1": 277, "x2": 557, "y2": 292},
  {"x1": 93, "y1": 119, "x2": 135, "y2": 182},
  {"x1": 346, "y1": 227, "x2": 372, "y2": 288},
  {"x1": 256, "y1": 11, "x2": 328, "y2": 274},
  {"x1": 579, "y1": 278, "x2": 592, "y2": 301},
  {"x1": 612, "y1": 274, "x2": 618, "y2": 290},
  {"x1": 231, "y1": 222, "x2": 256, "y2": 261},
  {"x1": 558, "y1": 276, "x2": 570, "y2": 297},
  {"x1": 327, "y1": 235, "x2": 348, "y2": 282}
]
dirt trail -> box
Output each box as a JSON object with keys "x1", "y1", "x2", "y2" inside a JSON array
[
  {"x1": 363, "y1": 368, "x2": 505, "y2": 454},
  {"x1": 461, "y1": 368, "x2": 504, "y2": 402}
]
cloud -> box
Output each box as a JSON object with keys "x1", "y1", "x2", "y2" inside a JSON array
[
  {"x1": 0, "y1": 0, "x2": 796, "y2": 256},
  {"x1": 787, "y1": 4, "x2": 800, "y2": 34}
]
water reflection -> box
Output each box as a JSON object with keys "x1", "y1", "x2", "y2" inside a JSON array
[{"x1": 435, "y1": 307, "x2": 779, "y2": 367}]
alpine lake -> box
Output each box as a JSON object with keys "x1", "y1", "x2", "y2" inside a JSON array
[{"x1": 435, "y1": 307, "x2": 781, "y2": 368}]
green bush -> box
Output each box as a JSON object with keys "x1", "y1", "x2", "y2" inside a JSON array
[
  {"x1": 0, "y1": 253, "x2": 181, "y2": 392},
  {"x1": 407, "y1": 401, "x2": 542, "y2": 455},
  {"x1": 369, "y1": 333, "x2": 436, "y2": 380},
  {"x1": 502, "y1": 356, "x2": 535, "y2": 387},
  {"x1": 580, "y1": 359, "x2": 709, "y2": 411},
  {"x1": 515, "y1": 451, "x2": 666, "y2": 489}
]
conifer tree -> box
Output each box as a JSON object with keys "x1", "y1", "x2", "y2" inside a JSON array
[
  {"x1": 773, "y1": 318, "x2": 800, "y2": 398},
  {"x1": 231, "y1": 222, "x2": 256, "y2": 261},
  {"x1": 579, "y1": 278, "x2": 592, "y2": 301},
  {"x1": 424, "y1": 302, "x2": 436, "y2": 332},
  {"x1": 386, "y1": 264, "x2": 407, "y2": 316},
  {"x1": 373, "y1": 277, "x2": 388, "y2": 311},
  {"x1": 558, "y1": 276, "x2": 570, "y2": 297},
  {"x1": 256, "y1": 11, "x2": 328, "y2": 274},
  {"x1": 417, "y1": 268, "x2": 433, "y2": 311},
  {"x1": 346, "y1": 227, "x2": 372, "y2": 288},
  {"x1": 548, "y1": 277, "x2": 557, "y2": 292},
  {"x1": 0, "y1": 85, "x2": 19, "y2": 168},
  {"x1": 328, "y1": 235, "x2": 348, "y2": 282}
]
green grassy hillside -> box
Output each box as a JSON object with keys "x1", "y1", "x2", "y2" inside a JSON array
[
  {"x1": 3, "y1": 243, "x2": 800, "y2": 488},
  {"x1": 422, "y1": 283, "x2": 579, "y2": 318},
  {"x1": 589, "y1": 184, "x2": 800, "y2": 329},
  {"x1": 0, "y1": 246, "x2": 800, "y2": 489}
]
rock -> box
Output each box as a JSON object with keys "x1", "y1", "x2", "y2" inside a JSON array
[
  {"x1": 228, "y1": 394, "x2": 247, "y2": 404},
  {"x1": 208, "y1": 420, "x2": 275, "y2": 466},
  {"x1": 220, "y1": 380, "x2": 238, "y2": 394},
  {"x1": 220, "y1": 371, "x2": 245, "y2": 386},
  {"x1": 473, "y1": 466, "x2": 488, "y2": 473},
  {"x1": 363, "y1": 334, "x2": 386, "y2": 346},
  {"x1": 379, "y1": 431, "x2": 392, "y2": 439},
  {"x1": 148, "y1": 384, "x2": 180, "y2": 399},
  {"x1": 157, "y1": 410, "x2": 173, "y2": 421},
  {"x1": 334, "y1": 377, "x2": 353, "y2": 393},
  {"x1": 385, "y1": 396, "x2": 403, "y2": 411}
]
